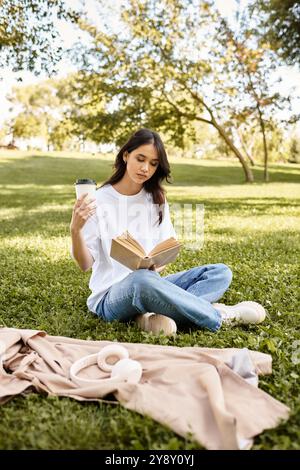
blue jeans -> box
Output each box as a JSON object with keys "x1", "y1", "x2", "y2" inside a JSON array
[{"x1": 95, "y1": 264, "x2": 232, "y2": 332}]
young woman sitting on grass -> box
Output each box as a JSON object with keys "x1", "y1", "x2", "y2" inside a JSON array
[{"x1": 70, "y1": 128, "x2": 266, "y2": 336}]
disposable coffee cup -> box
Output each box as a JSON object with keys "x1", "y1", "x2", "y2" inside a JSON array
[{"x1": 75, "y1": 178, "x2": 97, "y2": 200}]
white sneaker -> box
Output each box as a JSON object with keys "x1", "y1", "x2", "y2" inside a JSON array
[
  {"x1": 213, "y1": 301, "x2": 266, "y2": 325},
  {"x1": 134, "y1": 312, "x2": 177, "y2": 336}
]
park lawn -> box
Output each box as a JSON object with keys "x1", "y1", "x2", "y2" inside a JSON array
[{"x1": 0, "y1": 150, "x2": 299, "y2": 450}]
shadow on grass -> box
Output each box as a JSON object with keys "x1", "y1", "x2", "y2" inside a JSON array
[
  {"x1": 0, "y1": 195, "x2": 298, "y2": 237},
  {"x1": 0, "y1": 155, "x2": 300, "y2": 187},
  {"x1": 0, "y1": 230, "x2": 298, "y2": 328},
  {"x1": 0, "y1": 236, "x2": 299, "y2": 450},
  {"x1": 0, "y1": 155, "x2": 113, "y2": 187},
  {"x1": 0, "y1": 154, "x2": 299, "y2": 450}
]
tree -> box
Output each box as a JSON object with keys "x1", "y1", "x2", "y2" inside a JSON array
[
  {"x1": 48, "y1": 119, "x2": 76, "y2": 150},
  {"x1": 6, "y1": 75, "x2": 104, "y2": 150},
  {"x1": 70, "y1": 0, "x2": 257, "y2": 182},
  {"x1": 7, "y1": 80, "x2": 61, "y2": 148},
  {"x1": 12, "y1": 112, "x2": 46, "y2": 140},
  {"x1": 0, "y1": 121, "x2": 11, "y2": 143},
  {"x1": 252, "y1": 0, "x2": 300, "y2": 66},
  {"x1": 69, "y1": 0, "x2": 296, "y2": 181},
  {"x1": 234, "y1": 123, "x2": 257, "y2": 166},
  {"x1": 215, "y1": 14, "x2": 290, "y2": 181},
  {"x1": 0, "y1": 0, "x2": 79, "y2": 74},
  {"x1": 289, "y1": 135, "x2": 300, "y2": 163},
  {"x1": 54, "y1": 73, "x2": 111, "y2": 146}
]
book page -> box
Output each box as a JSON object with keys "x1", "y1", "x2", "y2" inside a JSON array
[
  {"x1": 116, "y1": 231, "x2": 146, "y2": 258},
  {"x1": 149, "y1": 237, "x2": 180, "y2": 257},
  {"x1": 150, "y1": 244, "x2": 181, "y2": 267}
]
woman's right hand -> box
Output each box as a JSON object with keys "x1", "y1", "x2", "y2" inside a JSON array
[{"x1": 70, "y1": 193, "x2": 97, "y2": 233}]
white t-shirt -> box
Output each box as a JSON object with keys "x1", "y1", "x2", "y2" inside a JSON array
[{"x1": 71, "y1": 184, "x2": 177, "y2": 313}]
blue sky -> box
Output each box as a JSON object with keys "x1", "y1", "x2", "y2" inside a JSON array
[{"x1": 1, "y1": 0, "x2": 299, "y2": 128}]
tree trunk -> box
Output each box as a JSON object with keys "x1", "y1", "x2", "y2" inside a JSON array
[
  {"x1": 236, "y1": 127, "x2": 256, "y2": 166},
  {"x1": 257, "y1": 105, "x2": 269, "y2": 182},
  {"x1": 246, "y1": 150, "x2": 256, "y2": 167},
  {"x1": 210, "y1": 118, "x2": 254, "y2": 182},
  {"x1": 163, "y1": 86, "x2": 255, "y2": 182}
]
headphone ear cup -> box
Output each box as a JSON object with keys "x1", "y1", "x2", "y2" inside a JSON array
[
  {"x1": 111, "y1": 358, "x2": 142, "y2": 384},
  {"x1": 97, "y1": 345, "x2": 129, "y2": 372},
  {"x1": 70, "y1": 346, "x2": 142, "y2": 388}
]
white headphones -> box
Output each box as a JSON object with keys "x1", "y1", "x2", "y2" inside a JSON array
[{"x1": 70, "y1": 344, "x2": 142, "y2": 387}]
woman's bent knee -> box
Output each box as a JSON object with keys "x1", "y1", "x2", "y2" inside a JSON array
[
  {"x1": 129, "y1": 268, "x2": 160, "y2": 289},
  {"x1": 220, "y1": 263, "x2": 232, "y2": 285},
  {"x1": 216, "y1": 263, "x2": 233, "y2": 284}
]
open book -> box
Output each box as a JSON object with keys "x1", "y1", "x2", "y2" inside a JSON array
[{"x1": 110, "y1": 230, "x2": 181, "y2": 270}]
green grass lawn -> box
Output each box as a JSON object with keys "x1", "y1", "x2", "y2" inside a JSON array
[{"x1": 0, "y1": 150, "x2": 299, "y2": 450}]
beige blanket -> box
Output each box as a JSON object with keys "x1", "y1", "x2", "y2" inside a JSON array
[{"x1": 0, "y1": 327, "x2": 289, "y2": 450}]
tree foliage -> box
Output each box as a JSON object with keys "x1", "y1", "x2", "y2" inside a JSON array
[
  {"x1": 289, "y1": 135, "x2": 300, "y2": 163},
  {"x1": 252, "y1": 0, "x2": 300, "y2": 66},
  {"x1": 7, "y1": 80, "x2": 61, "y2": 147},
  {"x1": 215, "y1": 11, "x2": 297, "y2": 181},
  {"x1": 66, "y1": 0, "x2": 294, "y2": 181},
  {"x1": 0, "y1": 0, "x2": 79, "y2": 74},
  {"x1": 5, "y1": 76, "x2": 101, "y2": 150},
  {"x1": 3, "y1": 0, "x2": 297, "y2": 173},
  {"x1": 68, "y1": 1, "x2": 253, "y2": 180}
]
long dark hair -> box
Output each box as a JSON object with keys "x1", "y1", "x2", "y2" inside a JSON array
[{"x1": 101, "y1": 128, "x2": 172, "y2": 225}]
